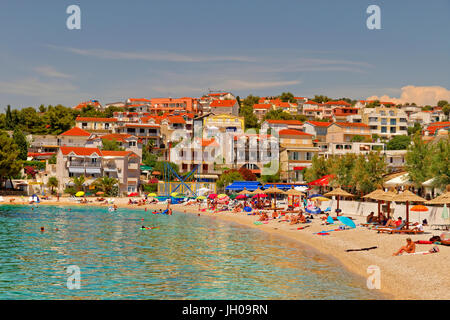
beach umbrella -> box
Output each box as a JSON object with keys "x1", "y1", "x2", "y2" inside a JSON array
[
  {"x1": 324, "y1": 187, "x2": 354, "y2": 211},
  {"x1": 308, "y1": 194, "x2": 324, "y2": 199},
  {"x1": 442, "y1": 204, "x2": 449, "y2": 224},
  {"x1": 264, "y1": 186, "x2": 286, "y2": 210},
  {"x1": 376, "y1": 188, "x2": 398, "y2": 218},
  {"x1": 312, "y1": 196, "x2": 330, "y2": 201},
  {"x1": 128, "y1": 192, "x2": 139, "y2": 197},
  {"x1": 249, "y1": 187, "x2": 266, "y2": 195},
  {"x1": 426, "y1": 185, "x2": 450, "y2": 205},
  {"x1": 238, "y1": 188, "x2": 253, "y2": 195},
  {"x1": 411, "y1": 204, "x2": 429, "y2": 223},
  {"x1": 217, "y1": 194, "x2": 228, "y2": 199},
  {"x1": 236, "y1": 194, "x2": 247, "y2": 200},
  {"x1": 196, "y1": 195, "x2": 206, "y2": 200},
  {"x1": 394, "y1": 189, "x2": 426, "y2": 229},
  {"x1": 337, "y1": 216, "x2": 356, "y2": 229},
  {"x1": 148, "y1": 193, "x2": 157, "y2": 197},
  {"x1": 75, "y1": 191, "x2": 85, "y2": 197},
  {"x1": 363, "y1": 188, "x2": 386, "y2": 216},
  {"x1": 96, "y1": 191, "x2": 104, "y2": 195},
  {"x1": 252, "y1": 194, "x2": 267, "y2": 198},
  {"x1": 285, "y1": 187, "x2": 305, "y2": 208},
  {"x1": 208, "y1": 194, "x2": 217, "y2": 199}
]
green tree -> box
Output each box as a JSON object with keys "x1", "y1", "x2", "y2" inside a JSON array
[
  {"x1": 304, "y1": 155, "x2": 330, "y2": 182},
  {"x1": 101, "y1": 139, "x2": 125, "y2": 151},
  {"x1": 47, "y1": 176, "x2": 59, "y2": 194},
  {"x1": 430, "y1": 138, "x2": 450, "y2": 190},
  {"x1": 263, "y1": 109, "x2": 293, "y2": 121},
  {"x1": 405, "y1": 133, "x2": 432, "y2": 188},
  {"x1": 386, "y1": 135, "x2": 411, "y2": 150},
  {"x1": 42, "y1": 105, "x2": 76, "y2": 134},
  {"x1": 216, "y1": 170, "x2": 243, "y2": 190},
  {"x1": 279, "y1": 92, "x2": 296, "y2": 103},
  {"x1": 72, "y1": 175, "x2": 86, "y2": 192},
  {"x1": 92, "y1": 176, "x2": 119, "y2": 196},
  {"x1": 330, "y1": 154, "x2": 357, "y2": 188},
  {"x1": 312, "y1": 95, "x2": 331, "y2": 103},
  {"x1": 437, "y1": 100, "x2": 449, "y2": 108},
  {"x1": 352, "y1": 152, "x2": 386, "y2": 194},
  {"x1": 5, "y1": 105, "x2": 13, "y2": 130},
  {"x1": 13, "y1": 128, "x2": 28, "y2": 160},
  {"x1": 0, "y1": 131, "x2": 22, "y2": 188},
  {"x1": 422, "y1": 105, "x2": 433, "y2": 111},
  {"x1": 350, "y1": 135, "x2": 365, "y2": 142},
  {"x1": 407, "y1": 123, "x2": 422, "y2": 136}
]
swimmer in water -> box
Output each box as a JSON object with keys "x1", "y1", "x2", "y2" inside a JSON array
[{"x1": 40, "y1": 227, "x2": 44, "y2": 232}]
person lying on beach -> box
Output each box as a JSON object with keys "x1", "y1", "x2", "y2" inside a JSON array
[
  {"x1": 321, "y1": 212, "x2": 329, "y2": 221},
  {"x1": 384, "y1": 216, "x2": 402, "y2": 228},
  {"x1": 258, "y1": 213, "x2": 269, "y2": 221},
  {"x1": 393, "y1": 238, "x2": 416, "y2": 256},
  {"x1": 298, "y1": 213, "x2": 307, "y2": 224}
]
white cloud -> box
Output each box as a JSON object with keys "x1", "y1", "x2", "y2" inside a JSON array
[
  {"x1": 34, "y1": 66, "x2": 72, "y2": 79},
  {"x1": 49, "y1": 45, "x2": 255, "y2": 63},
  {"x1": 367, "y1": 85, "x2": 450, "y2": 105}
]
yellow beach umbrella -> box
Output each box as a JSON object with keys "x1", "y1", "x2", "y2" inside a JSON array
[
  {"x1": 217, "y1": 194, "x2": 228, "y2": 199},
  {"x1": 75, "y1": 191, "x2": 85, "y2": 197},
  {"x1": 196, "y1": 195, "x2": 206, "y2": 200},
  {"x1": 148, "y1": 193, "x2": 157, "y2": 197},
  {"x1": 170, "y1": 192, "x2": 178, "y2": 197}
]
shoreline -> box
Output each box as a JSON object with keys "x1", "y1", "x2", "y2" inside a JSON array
[{"x1": 3, "y1": 197, "x2": 449, "y2": 300}]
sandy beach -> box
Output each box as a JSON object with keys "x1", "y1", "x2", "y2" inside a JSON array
[{"x1": 3, "y1": 196, "x2": 449, "y2": 300}]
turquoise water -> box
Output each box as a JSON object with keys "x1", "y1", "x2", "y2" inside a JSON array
[{"x1": 0, "y1": 205, "x2": 385, "y2": 299}]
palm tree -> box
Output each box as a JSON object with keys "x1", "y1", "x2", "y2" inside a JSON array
[
  {"x1": 47, "y1": 176, "x2": 59, "y2": 194},
  {"x1": 92, "y1": 176, "x2": 118, "y2": 196},
  {"x1": 72, "y1": 175, "x2": 86, "y2": 192}
]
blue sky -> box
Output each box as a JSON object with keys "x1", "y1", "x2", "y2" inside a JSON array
[{"x1": 0, "y1": 0, "x2": 449, "y2": 109}]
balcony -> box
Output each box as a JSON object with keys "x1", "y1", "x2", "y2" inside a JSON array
[
  {"x1": 128, "y1": 163, "x2": 139, "y2": 170},
  {"x1": 68, "y1": 161, "x2": 101, "y2": 168}
]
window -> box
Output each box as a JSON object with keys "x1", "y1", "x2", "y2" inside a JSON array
[
  {"x1": 381, "y1": 118, "x2": 387, "y2": 125},
  {"x1": 306, "y1": 152, "x2": 312, "y2": 160},
  {"x1": 140, "y1": 128, "x2": 145, "y2": 134},
  {"x1": 381, "y1": 127, "x2": 387, "y2": 133},
  {"x1": 390, "y1": 119, "x2": 397, "y2": 125},
  {"x1": 105, "y1": 123, "x2": 110, "y2": 129}
]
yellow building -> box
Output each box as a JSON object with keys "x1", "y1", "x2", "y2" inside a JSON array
[
  {"x1": 326, "y1": 122, "x2": 371, "y2": 143},
  {"x1": 362, "y1": 106, "x2": 408, "y2": 138},
  {"x1": 203, "y1": 114, "x2": 245, "y2": 137}
]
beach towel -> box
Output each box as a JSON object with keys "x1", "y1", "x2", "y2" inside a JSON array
[{"x1": 401, "y1": 247, "x2": 439, "y2": 255}]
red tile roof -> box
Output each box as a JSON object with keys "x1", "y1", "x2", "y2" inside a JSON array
[
  {"x1": 100, "y1": 133, "x2": 133, "y2": 142},
  {"x1": 305, "y1": 121, "x2": 332, "y2": 127},
  {"x1": 325, "y1": 100, "x2": 351, "y2": 106},
  {"x1": 279, "y1": 129, "x2": 312, "y2": 136},
  {"x1": 266, "y1": 119, "x2": 303, "y2": 125},
  {"x1": 60, "y1": 146, "x2": 102, "y2": 156},
  {"x1": 333, "y1": 122, "x2": 370, "y2": 128},
  {"x1": 60, "y1": 127, "x2": 91, "y2": 137},
  {"x1": 253, "y1": 103, "x2": 272, "y2": 109},
  {"x1": 101, "y1": 150, "x2": 135, "y2": 157},
  {"x1": 210, "y1": 99, "x2": 237, "y2": 107}
]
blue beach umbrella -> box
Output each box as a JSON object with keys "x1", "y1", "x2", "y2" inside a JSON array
[{"x1": 337, "y1": 216, "x2": 356, "y2": 229}]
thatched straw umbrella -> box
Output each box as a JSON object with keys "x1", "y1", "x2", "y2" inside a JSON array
[
  {"x1": 363, "y1": 188, "x2": 386, "y2": 216},
  {"x1": 238, "y1": 188, "x2": 253, "y2": 195},
  {"x1": 264, "y1": 186, "x2": 286, "y2": 210},
  {"x1": 376, "y1": 188, "x2": 398, "y2": 218},
  {"x1": 395, "y1": 189, "x2": 426, "y2": 229},
  {"x1": 285, "y1": 187, "x2": 305, "y2": 208},
  {"x1": 248, "y1": 187, "x2": 266, "y2": 208},
  {"x1": 324, "y1": 187, "x2": 354, "y2": 211},
  {"x1": 426, "y1": 185, "x2": 450, "y2": 205}
]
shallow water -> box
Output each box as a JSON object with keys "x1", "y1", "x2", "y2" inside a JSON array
[{"x1": 0, "y1": 205, "x2": 385, "y2": 299}]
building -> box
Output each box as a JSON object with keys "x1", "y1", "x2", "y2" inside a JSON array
[
  {"x1": 73, "y1": 100, "x2": 103, "y2": 111},
  {"x1": 223, "y1": 133, "x2": 278, "y2": 176},
  {"x1": 76, "y1": 117, "x2": 118, "y2": 133},
  {"x1": 85, "y1": 133, "x2": 143, "y2": 158},
  {"x1": 150, "y1": 97, "x2": 199, "y2": 114},
  {"x1": 202, "y1": 114, "x2": 245, "y2": 137},
  {"x1": 252, "y1": 103, "x2": 273, "y2": 121},
  {"x1": 209, "y1": 99, "x2": 239, "y2": 116},
  {"x1": 278, "y1": 129, "x2": 319, "y2": 182},
  {"x1": 326, "y1": 122, "x2": 371, "y2": 143},
  {"x1": 303, "y1": 121, "x2": 332, "y2": 142},
  {"x1": 332, "y1": 107, "x2": 359, "y2": 122},
  {"x1": 317, "y1": 141, "x2": 384, "y2": 159},
  {"x1": 59, "y1": 127, "x2": 92, "y2": 147},
  {"x1": 361, "y1": 106, "x2": 408, "y2": 138},
  {"x1": 56, "y1": 146, "x2": 141, "y2": 195},
  {"x1": 115, "y1": 122, "x2": 162, "y2": 147},
  {"x1": 260, "y1": 119, "x2": 303, "y2": 134}
]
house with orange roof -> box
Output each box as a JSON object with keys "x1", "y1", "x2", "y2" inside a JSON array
[
  {"x1": 85, "y1": 133, "x2": 142, "y2": 158},
  {"x1": 150, "y1": 97, "x2": 199, "y2": 114},
  {"x1": 58, "y1": 127, "x2": 92, "y2": 147},
  {"x1": 115, "y1": 122, "x2": 162, "y2": 147},
  {"x1": 209, "y1": 99, "x2": 239, "y2": 116},
  {"x1": 252, "y1": 103, "x2": 273, "y2": 120},
  {"x1": 326, "y1": 122, "x2": 371, "y2": 143},
  {"x1": 261, "y1": 119, "x2": 304, "y2": 133},
  {"x1": 303, "y1": 121, "x2": 332, "y2": 142},
  {"x1": 278, "y1": 129, "x2": 318, "y2": 182},
  {"x1": 75, "y1": 117, "x2": 118, "y2": 133},
  {"x1": 73, "y1": 99, "x2": 103, "y2": 111},
  {"x1": 56, "y1": 146, "x2": 141, "y2": 195}
]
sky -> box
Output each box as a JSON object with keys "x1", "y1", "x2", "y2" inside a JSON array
[{"x1": 0, "y1": 0, "x2": 449, "y2": 110}]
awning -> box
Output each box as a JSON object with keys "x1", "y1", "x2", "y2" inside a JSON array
[
  {"x1": 225, "y1": 181, "x2": 262, "y2": 191},
  {"x1": 308, "y1": 175, "x2": 335, "y2": 186},
  {"x1": 197, "y1": 174, "x2": 219, "y2": 179},
  {"x1": 86, "y1": 168, "x2": 101, "y2": 174},
  {"x1": 293, "y1": 166, "x2": 306, "y2": 171},
  {"x1": 68, "y1": 167, "x2": 85, "y2": 173},
  {"x1": 263, "y1": 183, "x2": 308, "y2": 190},
  {"x1": 140, "y1": 165, "x2": 153, "y2": 171},
  {"x1": 384, "y1": 173, "x2": 414, "y2": 187}
]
